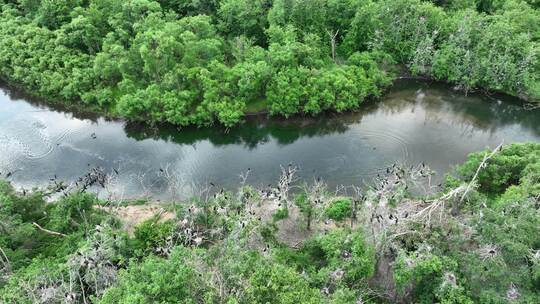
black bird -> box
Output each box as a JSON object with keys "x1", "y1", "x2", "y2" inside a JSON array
[
  {"x1": 6, "y1": 172, "x2": 12, "y2": 178},
  {"x1": 210, "y1": 182, "x2": 215, "y2": 187},
  {"x1": 159, "y1": 168, "x2": 164, "y2": 172},
  {"x1": 113, "y1": 168, "x2": 119, "y2": 175}
]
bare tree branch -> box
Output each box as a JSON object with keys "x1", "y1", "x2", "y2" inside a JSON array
[
  {"x1": 32, "y1": 222, "x2": 67, "y2": 237},
  {"x1": 459, "y1": 143, "x2": 504, "y2": 204}
]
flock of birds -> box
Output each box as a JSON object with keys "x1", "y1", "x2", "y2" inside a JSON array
[{"x1": 2, "y1": 129, "x2": 444, "y2": 211}]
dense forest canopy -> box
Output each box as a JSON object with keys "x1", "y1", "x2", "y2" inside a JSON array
[
  {"x1": 0, "y1": 0, "x2": 539, "y2": 127},
  {"x1": 0, "y1": 143, "x2": 539, "y2": 303}
]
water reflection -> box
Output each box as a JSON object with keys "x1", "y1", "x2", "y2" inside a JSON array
[{"x1": 0, "y1": 80, "x2": 538, "y2": 201}]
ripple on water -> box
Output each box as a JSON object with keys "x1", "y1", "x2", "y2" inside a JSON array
[
  {"x1": 54, "y1": 127, "x2": 87, "y2": 145},
  {"x1": 355, "y1": 128, "x2": 412, "y2": 161},
  {"x1": 0, "y1": 116, "x2": 55, "y2": 160}
]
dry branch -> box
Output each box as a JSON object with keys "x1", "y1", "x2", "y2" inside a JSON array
[
  {"x1": 32, "y1": 222, "x2": 67, "y2": 237},
  {"x1": 459, "y1": 143, "x2": 503, "y2": 204}
]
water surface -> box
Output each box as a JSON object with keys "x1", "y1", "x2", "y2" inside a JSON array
[{"x1": 1, "y1": 80, "x2": 538, "y2": 200}]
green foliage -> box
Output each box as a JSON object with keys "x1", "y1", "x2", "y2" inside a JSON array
[
  {"x1": 133, "y1": 219, "x2": 175, "y2": 255},
  {"x1": 316, "y1": 229, "x2": 375, "y2": 285},
  {"x1": 0, "y1": 0, "x2": 395, "y2": 128},
  {"x1": 247, "y1": 263, "x2": 323, "y2": 304},
  {"x1": 456, "y1": 142, "x2": 540, "y2": 195},
  {"x1": 218, "y1": 0, "x2": 270, "y2": 46},
  {"x1": 325, "y1": 198, "x2": 352, "y2": 221},
  {"x1": 0, "y1": 0, "x2": 538, "y2": 130},
  {"x1": 99, "y1": 246, "x2": 212, "y2": 303},
  {"x1": 0, "y1": 183, "x2": 106, "y2": 275},
  {"x1": 394, "y1": 251, "x2": 457, "y2": 303},
  {"x1": 428, "y1": 143, "x2": 540, "y2": 302},
  {"x1": 37, "y1": 0, "x2": 82, "y2": 30}
]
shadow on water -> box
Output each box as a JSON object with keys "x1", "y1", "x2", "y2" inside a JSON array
[
  {"x1": 0, "y1": 80, "x2": 109, "y2": 123},
  {"x1": 124, "y1": 113, "x2": 358, "y2": 149},
  {"x1": 3, "y1": 79, "x2": 538, "y2": 148},
  {"x1": 124, "y1": 80, "x2": 540, "y2": 148}
]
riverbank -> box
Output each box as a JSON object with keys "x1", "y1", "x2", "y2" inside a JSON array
[
  {"x1": 1, "y1": 143, "x2": 539, "y2": 303},
  {"x1": 2, "y1": 0, "x2": 539, "y2": 130}
]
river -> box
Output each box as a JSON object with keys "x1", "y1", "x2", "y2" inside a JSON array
[{"x1": 1, "y1": 80, "x2": 539, "y2": 200}]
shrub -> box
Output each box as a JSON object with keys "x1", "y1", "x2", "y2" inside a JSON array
[{"x1": 325, "y1": 198, "x2": 352, "y2": 221}]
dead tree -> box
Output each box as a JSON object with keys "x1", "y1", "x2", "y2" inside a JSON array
[
  {"x1": 260, "y1": 164, "x2": 298, "y2": 209},
  {"x1": 298, "y1": 178, "x2": 328, "y2": 230},
  {"x1": 326, "y1": 29, "x2": 339, "y2": 63}
]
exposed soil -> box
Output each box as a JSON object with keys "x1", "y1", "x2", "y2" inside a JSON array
[{"x1": 98, "y1": 204, "x2": 175, "y2": 235}]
